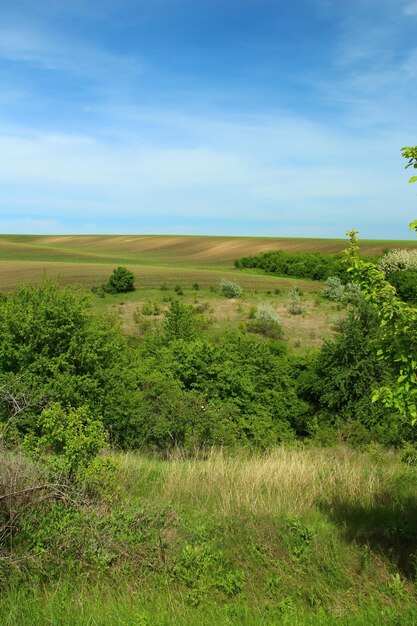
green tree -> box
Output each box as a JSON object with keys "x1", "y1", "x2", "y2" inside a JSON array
[
  {"x1": 342, "y1": 146, "x2": 417, "y2": 422},
  {"x1": 106, "y1": 266, "x2": 135, "y2": 293},
  {"x1": 163, "y1": 299, "x2": 204, "y2": 341},
  {"x1": 0, "y1": 280, "x2": 129, "y2": 438}
]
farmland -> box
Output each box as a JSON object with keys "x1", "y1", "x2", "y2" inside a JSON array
[
  {"x1": 0, "y1": 233, "x2": 359, "y2": 349},
  {"x1": 1, "y1": 233, "x2": 417, "y2": 274}
]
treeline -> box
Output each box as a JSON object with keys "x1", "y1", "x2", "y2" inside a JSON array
[
  {"x1": 0, "y1": 280, "x2": 411, "y2": 456},
  {"x1": 234, "y1": 249, "x2": 379, "y2": 282}
]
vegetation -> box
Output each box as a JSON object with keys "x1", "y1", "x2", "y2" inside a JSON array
[
  {"x1": 2, "y1": 447, "x2": 417, "y2": 624},
  {"x1": 219, "y1": 278, "x2": 243, "y2": 298},
  {"x1": 1, "y1": 149, "x2": 417, "y2": 623},
  {"x1": 104, "y1": 265, "x2": 135, "y2": 293},
  {"x1": 234, "y1": 249, "x2": 349, "y2": 281}
]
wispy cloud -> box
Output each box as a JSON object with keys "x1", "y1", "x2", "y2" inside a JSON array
[
  {"x1": 0, "y1": 1, "x2": 416, "y2": 238},
  {"x1": 404, "y1": 1, "x2": 417, "y2": 15},
  {"x1": 0, "y1": 24, "x2": 141, "y2": 79}
]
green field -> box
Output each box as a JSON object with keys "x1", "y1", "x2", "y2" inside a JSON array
[
  {"x1": 1, "y1": 233, "x2": 417, "y2": 290},
  {"x1": 2, "y1": 232, "x2": 413, "y2": 349}
]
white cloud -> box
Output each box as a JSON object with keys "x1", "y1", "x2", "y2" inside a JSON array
[
  {"x1": 404, "y1": 1, "x2": 417, "y2": 15},
  {"x1": 0, "y1": 25, "x2": 141, "y2": 79}
]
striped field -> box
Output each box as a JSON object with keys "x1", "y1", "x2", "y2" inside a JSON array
[{"x1": 1, "y1": 233, "x2": 416, "y2": 291}]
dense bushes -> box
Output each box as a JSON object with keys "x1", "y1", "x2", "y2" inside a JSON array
[
  {"x1": 0, "y1": 277, "x2": 413, "y2": 455},
  {"x1": 378, "y1": 249, "x2": 417, "y2": 274},
  {"x1": 299, "y1": 301, "x2": 412, "y2": 446},
  {"x1": 235, "y1": 249, "x2": 380, "y2": 283},
  {"x1": 0, "y1": 280, "x2": 133, "y2": 443},
  {"x1": 388, "y1": 269, "x2": 417, "y2": 303},
  {"x1": 235, "y1": 249, "x2": 346, "y2": 281},
  {"x1": 139, "y1": 333, "x2": 307, "y2": 448}
]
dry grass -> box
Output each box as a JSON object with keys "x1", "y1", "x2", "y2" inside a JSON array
[{"x1": 114, "y1": 446, "x2": 402, "y2": 519}]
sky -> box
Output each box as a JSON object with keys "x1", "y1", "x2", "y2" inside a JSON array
[{"x1": 0, "y1": 0, "x2": 416, "y2": 239}]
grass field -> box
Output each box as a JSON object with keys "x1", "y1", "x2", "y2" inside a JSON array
[
  {"x1": 1, "y1": 233, "x2": 417, "y2": 275},
  {"x1": 0, "y1": 232, "x2": 385, "y2": 349},
  {"x1": 3, "y1": 447, "x2": 417, "y2": 625},
  {"x1": 1, "y1": 232, "x2": 416, "y2": 289}
]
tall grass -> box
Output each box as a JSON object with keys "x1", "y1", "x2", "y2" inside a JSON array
[
  {"x1": 2, "y1": 446, "x2": 417, "y2": 625},
  {"x1": 114, "y1": 446, "x2": 405, "y2": 517}
]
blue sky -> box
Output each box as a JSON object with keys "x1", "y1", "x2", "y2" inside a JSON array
[{"x1": 0, "y1": 0, "x2": 416, "y2": 238}]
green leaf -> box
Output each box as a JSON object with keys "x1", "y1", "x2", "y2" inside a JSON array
[{"x1": 409, "y1": 176, "x2": 417, "y2": 183}]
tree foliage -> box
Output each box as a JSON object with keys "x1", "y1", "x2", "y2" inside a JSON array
[
  {"x1": 342, "y1": 147, "x2": 417, "y2": 422},
  {"x1": 105, "y1": 266, "x2": 135, "y2": 293},
  {"x1": 402, "y1": 145, "x2": 417, "y2": 185},
  {"x1": 0, "y1": 280, "x2": 129, "y2": 438}
]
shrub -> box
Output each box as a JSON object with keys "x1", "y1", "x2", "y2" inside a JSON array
[
  {"x1": 219, "y1": 279, "x2": 243, "y2": 298},
  {"x1": 163, "y1": 300, "x2": 204, "y2": 341},
  {"x1": 234, "y1": 249, "x2": 348, "y2": 281},
  {"x1": 287, "y1": 287, "x2": 306, "y2": 315},
  {"x1": 343, "y1": 282, "x2": 363, "y2": 304},
  {"x1": 299, "y1": 300, "x2": 411, "y2": 446},
  {"x1": 322, "y1": 276, "x2": 345, "y2": 301},
  {"x1": 0, "y1": 279, "x2": 132, "y2": 442},
  {"x1": 105, "y1": 267, "x2": 135, "y2": 294},
  {"x1": 23, "y1": 403, "x2": 107, "y2": 478},
  {"x1": 389, "y1": 269, "x2": 417, "y2": 302},
  {"x1": 192, "y1": 283, "x2": 200, "y2": 291},
  {"x1": 378, "y1": 249, "x2": 417, "y2": 275},
  {"x1": 255, "y1": 303, "x2": 280, "y2": 322},
  {"x1": 174, "y1": 284, "x2": 184, "y2": 296},
  {"x1": 247, "y1": 313, "x2": 283, "y2": 340},
  {"x1": 141, "y1": 301, "x2": 154, "y2": 315},
  {"x1": 322, "y1": 276, "x2": 363, "y2": 304}
]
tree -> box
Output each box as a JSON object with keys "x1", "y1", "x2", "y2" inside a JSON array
[
  {"x1": 163, "y1": 299, "x2": 204, "y2": 341},
  {"x1": 342, "y1": 146, "x2": 417, "y2": 422},
  {"x1": 105, "y1": 266, "x2": 135, "y2": 293},
  {"x1": 0, "y1": 280, "x2": 129, "y2": 439}
]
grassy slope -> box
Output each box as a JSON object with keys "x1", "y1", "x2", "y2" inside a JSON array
[
  {"x1": 3, "y1": 447, "x2": 417, "y2": 625},
  {"x1": 0, "y1": 232, "x2": 355, "y2": 350},
  {"x1": 1, "y1": 233, "x2": 417, "y2": 265}
]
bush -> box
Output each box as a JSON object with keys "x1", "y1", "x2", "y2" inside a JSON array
[
  {"x1": 23, "y1": 403, "x2": 107, "y2": 478},
  {"x1": 389, "y1": 269, "x2": 417, "y2": 302},
  {"x1": 299, "y1": 301, "x2": 411, "y2": 446},
  {"x1": 247, "y1": 303, "x2": 283, "y2": 339},
  {"x1": 322, "y1": 276, "x2": 363, "y2": 304},
  {"x1": 141, "y1": 301, "x2": 154, "y2": 316},
  {"x1": 174, "y1": 284, "x2": 184, "y2": 296},
  {"x1": 322, "y1": 276, "x2": 346, "y2": 301},
  {"x1": 287, "y1": 287, "x2": 306, "y2": 315},
  {"x1": 0, "y1": 279, "x2": 132, "y2": 442},
  {"x1": 219, "y1": 280, "x2": 243, "y2": 298},
  {"x1": 343, "y1": 282, "x2": 363, "y2": 304},
  {"x1": 105, "y1": 267, "x2": 135, "y2": 294},
  {"x1": 163, "y1": 300, "x2": 204, "y2": 341},
  {"x1": 378, "y1": 249, "x2": 417, "y2": 275}
]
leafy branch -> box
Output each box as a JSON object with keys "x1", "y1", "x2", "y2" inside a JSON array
[{"x1": 344, "y1": 230, "x2": 417, "y2": 421}]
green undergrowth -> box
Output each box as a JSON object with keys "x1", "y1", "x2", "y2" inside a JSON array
[{"x1": 2, "y1": 447, "x2": 417, "y2": 624}]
